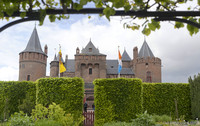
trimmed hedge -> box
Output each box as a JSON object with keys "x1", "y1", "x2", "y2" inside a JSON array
[
  {"x1": 94, "y1": 78, "x2": 143, "y2": 125},
  {"x1": 143, "y1": 83, "x2": 191, "y2": 120},
  {"x1": 36, "y1": 77, "x2": 84, "y2": 120},
  {"x1": 0, "y1": 81, "x2": 36, "y2": 121}
]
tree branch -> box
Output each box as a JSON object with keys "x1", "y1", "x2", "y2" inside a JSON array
[
  {"x1": 154, "y1": 17, "x2": 200, "y2": 28},
  {"x1": 0, "y1": 17, "x2": 40, "y2": 33},
  {"x1": 3, "y1": 9, "x2": 200, "y2": 17}
]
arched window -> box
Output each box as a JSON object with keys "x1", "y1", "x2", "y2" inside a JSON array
[{"x1": 146, "y1": 71, "x2": 152, "y2": 82}]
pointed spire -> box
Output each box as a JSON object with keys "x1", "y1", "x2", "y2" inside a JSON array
[
  {"x1": 21, "y1": 27, "x2": 45, "y2": 55},
  {"x1": 53, "y1": 54, "x2": 58, "y2": 61},
  {"x1": 138, "y1": 39, "x2": 154, "y2": 58},
  {"x1": 122, "y1": 49, "x2": 131, "y2": 61}
]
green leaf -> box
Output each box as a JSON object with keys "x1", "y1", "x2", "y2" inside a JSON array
[
  {"x1": 73, "y1": 3, "x2": 83, "y2": 10},
  {"x1": 39, "y1": 9, "x2": 46, "y2": 25},
  {"x1": 103, "y1": 7, "x2": 116, "y2": 21},
  {"x1": 142, "y1": 27, "x2": 151, "y2": 36},
  {"x1": 49, "y1": 15, "x2": 56, "y2": 22},
  {"x1": 20, "y1": 12, "x2": 26, "y2": 18},
  {"x1": 174, "y1": 22, "x2": 184, "y2": 29},
  {"x1": 187, "y1": 24, "x2": 199, "y2": 36}
]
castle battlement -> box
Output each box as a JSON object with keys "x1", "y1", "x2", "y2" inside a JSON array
[{"x1": 136, "y1": 57, "x2": 161, "y2": 64}]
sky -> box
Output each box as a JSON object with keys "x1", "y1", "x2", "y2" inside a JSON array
[{"x1": 0, "y1": 2, "x2": 200, "y2": 83}]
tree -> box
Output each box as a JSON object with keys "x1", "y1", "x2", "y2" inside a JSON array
[
  {"x1": 0, "y1": 0, "x2": 200, "y2": 35},
  {"x1": 189, "y1": 73, "x2": 200, "y2": 119}
]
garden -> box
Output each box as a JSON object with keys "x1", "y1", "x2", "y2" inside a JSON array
[{"x1": 0, "y1": 74, "x2": 200, "y2": 126}]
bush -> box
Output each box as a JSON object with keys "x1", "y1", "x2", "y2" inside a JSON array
[
  {"x1": 7, "y1": 111, "x2": 34, "y2": 126},
  {"x1": 0, "y1": 81, "x2": 36, "y2": 121},
  {"x1": 132, "y1": 111, "x2": 156, "y2": 126},
  {"x1": 189, "y1": 73, "x2": 200, "y2": 119},
  {"x1": 36, "y1": 77, "x2": 84, "y2": 122},
  {"x1": 143, "y1": 83, "x2": 191, "y2": 120},
  {"x1": 94, "y1": 78, "x2": 143, "y2": 125},
  {"x1": 32, "y1": 103, "x2": 84, "y2": 126}
]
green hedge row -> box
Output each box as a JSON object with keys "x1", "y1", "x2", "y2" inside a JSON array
[
  {"x1": 36, "y1": 77, "x2": 84, "y2": 120},
  {"x1": 0, "y1": 81, "x2": 36, "y2": 121},
  {"x1": 143, "y1": 83, "x2": 191, "y2": 120},
  {"x1": 94, "y1": 78, "x2": 143, "y2": 125}
]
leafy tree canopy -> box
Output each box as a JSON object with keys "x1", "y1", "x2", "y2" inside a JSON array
[{"x1": 0, "y1": 0, "x2": 200, "y2": 35}]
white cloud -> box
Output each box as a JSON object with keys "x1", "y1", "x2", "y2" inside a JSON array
[{"x1": 0, "y1": 66, "x2": 18, "y2": 81}]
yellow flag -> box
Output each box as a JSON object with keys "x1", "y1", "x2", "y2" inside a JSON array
[{"x1": 59, "y1": 49, "x2": 66, "y2": 73}]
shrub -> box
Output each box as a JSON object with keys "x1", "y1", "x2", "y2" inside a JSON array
[
  {"x1": 152, "y1": 114, "x2": 172, "y2": 123},
  {"x1": 0, "y1": 81, "x2": 36, "y2": 121},
  {"x1": 32, "y1": 103, "x2": 84, "y2": 126},
  {"x1": 189, "y1": 73, "x2": 200, "y2": 119},
  {"x1": 36, "y1": 77, "x2": 84, "y2": 122},
  {"x1": 7, "y1": 111, "x2": 34, "y2": 126},
  {"x1": 94, "y1": 78, "x2": 143, "y2": 125},
  {"x1": 143, "y1": 83, "x2": 191, "y2": 120},
  {"x1": 132, "y1": 111, "x2": 156, "y2": 126}
]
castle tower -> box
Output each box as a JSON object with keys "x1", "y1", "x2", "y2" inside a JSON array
[
  {"x1": 19, "y1": 27, "x2": 48, "y2": 81},
  {"x1": 133, "y1": 40, "x2": 161, "y2": 82},
  {"x1": 50, "y1": 54, "x2": 59, "y2": 77},
  {"x1": 121, "y1": 49, "x2": 131, "y2": 68},
  {"x1": 75, "y1": 40, "x2": 107, "y2": 83}
]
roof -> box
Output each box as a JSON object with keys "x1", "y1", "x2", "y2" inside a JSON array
[
  {"x1": 64, "y1": 59, "x2": 75, "y2": 72},
  {"x1": 53, "y1": 54, "x2": 57, "y2": 61},
  {"x1": 80, "y1": 40, "x2": 105, "y2": 55},
  {"x1": 20, "y1": 27, "x2": 46, "y2": 55},
  {"x1": 122, "y1": 49, "x2": 131, "y2": 61},
  {"x1": 63, "y1": 59, "x2": 134, "y2": 75},
  {"x1": 138, "y1": 40, "x2": 154, "y2": 58},
  {"x1": 106, "y1": 60, "x2": 134, "y2": 75}
]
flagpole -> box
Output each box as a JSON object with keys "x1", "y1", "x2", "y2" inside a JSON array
[
  {"x1": 58, "y1": 44, "x2": 61, "y2": 78},
  {"x1": 118, "y1": 46, "x2": 120, "y2": 78}
]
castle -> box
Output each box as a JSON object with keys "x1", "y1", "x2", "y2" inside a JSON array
[{"x1": 19, "y1": 27, "x2": 161, "y2": 107}]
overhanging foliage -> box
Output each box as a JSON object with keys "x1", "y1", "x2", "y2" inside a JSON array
[{"x1": 0, "y1": 0, "x2": 200, "y2": 35}]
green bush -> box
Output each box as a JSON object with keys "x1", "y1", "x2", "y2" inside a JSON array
[
  {"x1": 189, "y1": 73, "x2": 200, "y2": 119},
  {"x1": 143, "y1": 83, "x2": 191, "y2": 120},
  {"x1": 32, "y1": 103, "x2": 84, "y2": 126},
  {"x1": 132, "y1": 111, "x2": 156, "y2": 126},
  {"x1": 7, "y1": 111, "x2": 34, "y2": 126},
  {"x1": 94, "y1": 78, "x2": 143, "y2": 125},
  {"x1": 36, "y1": 77, "x2": 84, "y2": 121},
  {"x1": 0, "y1": 81, "x2": 36, "y2": 121}
]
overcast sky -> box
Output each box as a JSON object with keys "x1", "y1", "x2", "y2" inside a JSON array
[{"x1": 0, "y1": 2, "x2": 199, "y2": 83}]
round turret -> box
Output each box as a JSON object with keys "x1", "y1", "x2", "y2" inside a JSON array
[{"x1": 18, "y1": 27, "x2": 47, "y2": 81}]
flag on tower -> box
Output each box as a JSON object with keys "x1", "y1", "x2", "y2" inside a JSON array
[
  {"x1": 59, "y1": 49, "x2": 66, "y2": 73},
  {"x1": 118, "y1": 48, "x2": 122, "y2": 75}
]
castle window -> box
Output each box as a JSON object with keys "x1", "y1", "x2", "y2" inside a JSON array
[
  {"x1": 146, "y1": 71, "x2": 152, "y2": 82},
  {"x1": 27, "y1": 75, "x2": 30, "y2": 81},
  {"x1": 22, "y1": 64, "x2": 25, "y2": 68},
  {"x1": 89, "y1": 68, "x2": 92, "y2": 75},
  {"x1": 111, "y1": 66, "x2": 114, "y2": 68},
  {"x1": 146, "y1": 63, "x2": 148, "y2": 66},
  {"x1": 89, "y1": 48, "x2": 92, "y2": 52}
]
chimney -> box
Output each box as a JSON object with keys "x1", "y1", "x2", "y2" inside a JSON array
[
  {"x1": 133, "y1": 47, "x2": 138, "y2": 59},
  {"x1": 44, "y1": 44, "x2": 48, "y2": 55},
  {"x1": 76, "y1": 47, "x2": 80, "y2": 54}
]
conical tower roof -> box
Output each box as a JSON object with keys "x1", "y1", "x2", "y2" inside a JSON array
[
  {"x1": 20, "y1": 27, "x2": 46, "y2": 55},
  {"x1": 122, "y1": 49, "x2": 131, "y2": 61},
  {"x1": 138, "y1": 40, "x2": 154, "y2": 58}
]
